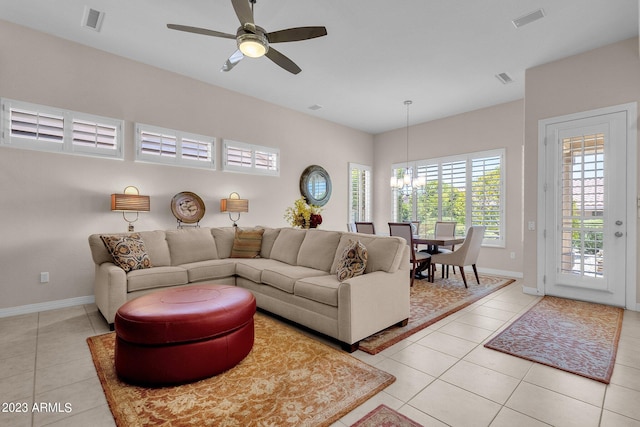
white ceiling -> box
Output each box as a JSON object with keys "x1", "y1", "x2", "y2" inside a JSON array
[{"x1": 0, "y1": 0, "x2": 637, "y2": 134}]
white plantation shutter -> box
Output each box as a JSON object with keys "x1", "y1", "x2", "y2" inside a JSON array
[
  {"x1": 393, "y1": 149, "x2": 505, "y2": 246},
  {"x1": 1, "y1": 98, "x2": 123, "y2": 158},
  {"x1": 223, "y1": 140, "x2": 279, "y2": 176},
  {"x1": 10, "y1": 109, "x2": 64, "y2": 143},
  {"x1": 135, "y1": 123, "x2": 215, "y2": 169},
  {"x1": 72, "y1": 119, "x2": 117, "y2": 150},
  {"x1": 349, "y1": 163, "x2": 371, "y2": 222},
  {"x1": 471, "y1": 155, "x2": 503, "y2": 241}
]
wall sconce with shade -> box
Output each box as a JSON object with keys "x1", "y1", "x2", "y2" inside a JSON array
[
  {"x1": 220, "y1": 192, "x2": 249, "y2": 227},
  {"x1": 111, "y1": 186, "x2": 150, "y2": 232},
  {"x1": 390, "y1": 100, "x2": 425, "y2": 198}
]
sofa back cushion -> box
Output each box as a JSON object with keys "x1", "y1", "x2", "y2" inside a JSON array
[
  {"x1": 260, "y1": 227, "x2": 281, "y2": 258},
  {"x1": 269, "y1": 228, "x2": 306, "y2": 265},
  {"x1": 88, "y1": 230, "x2": 171, "y2": 267},
  {"x1": 330, "y1": 233, "x2": 406, "y2": 274},
  {"x1": 165, "y1": 227, "x2": 219, "y2": 265},
  {"x1": 297, "y1": 229, "x2": 341, "y2": 272},
  {"x1": 211, "y1": 227, "x2": 236, "y2": 259}
]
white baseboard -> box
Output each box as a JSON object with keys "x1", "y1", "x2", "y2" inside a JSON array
[
  {"x1": 0, "y1": 295, "x2": 95, "y2": 318},
  {"x1": 522, "y1": 286, "x2": 544, "y2": 296},
  {"x1": 477, "y1": 267, "x2": 523, "y2": 279}
]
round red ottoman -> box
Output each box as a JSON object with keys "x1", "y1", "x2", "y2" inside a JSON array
[{"x1": 114, "y1": 284, "x2": 256, "y2": 386}]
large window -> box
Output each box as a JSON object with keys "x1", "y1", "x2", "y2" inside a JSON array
[
  {"x1": 222, "y1": 140, "x2": 279, "y2": 176},
  {"x1": 135, "y1": 123, "x2": 215, "y2": 169},
  {"x1": 1, "y1": 98, "x2": 123, "y2": 159},
  {"x1": 392, "y1": 149, "x2": 505, "y2": 246},
  {"x1": 348, "y1": 163, "x2": 372, "y2": 223}
]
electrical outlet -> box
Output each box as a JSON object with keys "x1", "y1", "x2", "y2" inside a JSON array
[
  {"x1": 528, "y1": 221, "x2": 536, "y2": 231},
  {"x1": 510, "y1": 252, "x2": 516, "y2": 259},
  {"x1": 40, "y1": 272, "x2": 49, "y2": 283}
]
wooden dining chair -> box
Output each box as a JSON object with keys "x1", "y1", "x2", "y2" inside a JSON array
[
  {"x1": 388, "y1": 222, "x2": 431, "y2": 286},
  {"x1": 430, "y1": 226, "x2": 485, "y2": 287},
  {"x1": 355, "y1": 222, "x2": 376, "y2": 234}
]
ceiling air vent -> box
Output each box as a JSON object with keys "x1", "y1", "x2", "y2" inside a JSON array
[
  {"x1": 308, "y1": 104, "x2": 323, "y2": 111},
  {"x1": 496, "y1": 72, "x2": 514, "y2": 85},
  {"x1": 512, "y1": 9, "x2": 545, "y2": 28},
  {"x1": 82, "y1": 6, "x2": 105, "y2": 32}
]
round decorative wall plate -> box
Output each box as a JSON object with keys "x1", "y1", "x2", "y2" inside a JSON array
[{"x1": 171, "y1": 192, "x2": 205, "y2": 224}]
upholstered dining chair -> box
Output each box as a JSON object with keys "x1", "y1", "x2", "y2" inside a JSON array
[
  {"x1": 355, "y1": 222, "x2": 376, "y2": 234},
  {"x1": 433, "y1": 221, "x2": 457, "y2": 276},
  {"x1": 430, "y1": 226, "x2": 485, "y2": 287},
  {"x1": 388, "y1": 222, "x2": 431, "y2": 286}
]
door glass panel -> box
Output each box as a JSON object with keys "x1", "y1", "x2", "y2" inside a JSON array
[{"x1": 560, "y1": 133, "x2": 605, "y2": 278}]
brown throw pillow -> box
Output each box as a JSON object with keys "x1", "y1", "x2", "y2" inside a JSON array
[
  {"x1": 336, "y1": 239, "x2": 368, "y2": 281},
  {"x1": 100, "y1": 233, "x2": 152, "y2": 272},
  {"x1": 230, "y1": 228, "x2": 265, "y2": 258}
]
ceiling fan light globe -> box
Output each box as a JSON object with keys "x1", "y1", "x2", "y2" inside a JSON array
[{"x1": 237, "y1": 32, "x2": 268, "y2": 58}]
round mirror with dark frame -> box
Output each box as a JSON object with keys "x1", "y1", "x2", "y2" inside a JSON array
[{"x1": 299, "y1": 165, "x2": 332, "y2": 206}]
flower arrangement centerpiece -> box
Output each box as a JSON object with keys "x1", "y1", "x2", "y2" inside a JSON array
[{"x1": 284, "y1": 198, "x2": 323, "y2": 229}]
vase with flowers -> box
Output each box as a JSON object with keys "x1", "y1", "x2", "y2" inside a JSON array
[{"x1": 284, "y1": 198, "x2": 323, "y2": 229}]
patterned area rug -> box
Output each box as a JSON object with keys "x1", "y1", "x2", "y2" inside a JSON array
[
  {"x1": 359, "y1": 274, "x2": 514, "y2": 354},
  {"x1": 351, "y1": 404, "x2": 423, "y2": 427},
  {"x1": 87, "y1": 313, "x2": 395, "y2": 426},
  {"x1": 484, "y1": 296, "x2": 623, "y2": 383}
]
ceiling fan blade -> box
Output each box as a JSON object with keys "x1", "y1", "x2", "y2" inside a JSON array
[
  {"x1": 265, "y1": 47, "x2": 301, "y2": 75},
  {"x1": 231, "y1": 0, "x2": 254, "y2": 26},
  {"x1": 267, "y1": 26, "x2": 327, "y2": 43},
  {"x1": 167, "y1": 24, "x2": 236, "y2": 39},
  {"x1": 221, "y1": 50, "x2": 245, "y2": 72}
]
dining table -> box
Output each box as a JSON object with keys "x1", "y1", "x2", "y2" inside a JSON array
[{"x1": 412, "y1": 235, "x2": 465, "y2": 282}]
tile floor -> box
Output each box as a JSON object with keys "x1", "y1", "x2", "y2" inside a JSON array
[{"x1": 1, "y1": 280, "x2": 640, "y2": 426}]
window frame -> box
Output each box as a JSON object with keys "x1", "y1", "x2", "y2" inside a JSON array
[
  {"x1": 391, "y1": 148, "x2": 506, "y2": 247},
  {"x1": 348, "y1": 162, "x2": 372, "y2": 223},
  {"x1": 135, "y1": 123, "x2": 216, "y2": 170},
  {"x1": 1, "y1": 98, "x2": 123, "y2": 159},
  {"x1": 222, "y1": 139, "x2": 280, "y2": 176}
]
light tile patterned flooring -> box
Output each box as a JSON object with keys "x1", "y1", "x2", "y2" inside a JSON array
[{"x1": 2, "y1": 280, "x2": 640, "y2": 426}]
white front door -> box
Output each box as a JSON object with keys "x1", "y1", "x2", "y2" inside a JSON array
[{"x1": 538, "y1": 104, "x2": 636, "y2": 307}]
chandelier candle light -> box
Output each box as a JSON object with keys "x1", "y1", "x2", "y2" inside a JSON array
[{"x1": 390, "y1": 100, "x2": 425, "y2": 196}]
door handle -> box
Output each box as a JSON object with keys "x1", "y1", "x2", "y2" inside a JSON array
[
  {"x1": 615, "y1": 220, "x2": 623, "y2": 226},
  {"x1": 615, "y1": 231, "x2": 624, "y2": 237}
]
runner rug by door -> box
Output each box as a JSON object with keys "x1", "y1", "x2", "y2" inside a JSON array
[
  {"x1": 87, "y1": 313, "x2": 395, "y2": 426},
  {"x1": 359, "y1": 274, "x2": 514, "y2": 354},
  {"x1": 484, "y1": 296, "x2": 623, "y2": 383}
]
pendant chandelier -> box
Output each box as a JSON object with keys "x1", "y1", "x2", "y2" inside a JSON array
[{"x1": 390, "y1": 100, "x2": 425, "y2": 195}]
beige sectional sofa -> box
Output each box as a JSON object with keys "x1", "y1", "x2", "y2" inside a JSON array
[{"x1": 88, "y1": 227, "x2": 410, "y2": 351}]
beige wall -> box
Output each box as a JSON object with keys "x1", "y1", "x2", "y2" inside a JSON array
[
  {"x1": 523, "y1": 37, "x2": 640, "y2": 301},
  {"x1": 0, "y1": 20, "x2": 373, "y2": 310},
  {"x1": 373, "y1": 100, "x2": 525, "y2": 276}
]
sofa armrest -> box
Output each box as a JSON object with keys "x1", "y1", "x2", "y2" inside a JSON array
[
  {"x1": 94, "y1": 262, "x2": 127, "y2": 326},
  {"x1": 337, "y1": 268, "x2": 410, "y2": 344}
]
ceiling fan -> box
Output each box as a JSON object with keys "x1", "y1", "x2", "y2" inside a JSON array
[{"x1": 167, "y1": 0, "x2": 327, "y2": 75}]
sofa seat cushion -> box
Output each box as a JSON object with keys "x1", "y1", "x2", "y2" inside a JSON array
[
  {"x1": 127, "y1": 266, "x2": 188, "y2": 292},
  {"x1": 261, "y1": 266, "x2": 329, "y2": 294},
  {"x1": 234, "y1": 259, "x2": 287, "y2": 283},
  {"x1": 180, "y1": 259, "x2": 237, "y2": 283},
  {"x1": 294, "y1": 275, "x2": 341, "y2": 307}
]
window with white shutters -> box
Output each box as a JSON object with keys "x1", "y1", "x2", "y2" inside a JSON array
[
  {"x1": 392, "y1": 149, "x2": 504, "y2": 246},
  {"x1": 135, "y1": 123, "x2": 214, "y2": 169},
  {"x1": 223, "y1": 140, "x2": 279, "y2": 176},
  {"x1": 349, "y1": 163, "x2": 372, "y2": 223},
  {"x1": 1, "y1": 98, "x2": 123, "y2": 158}
]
